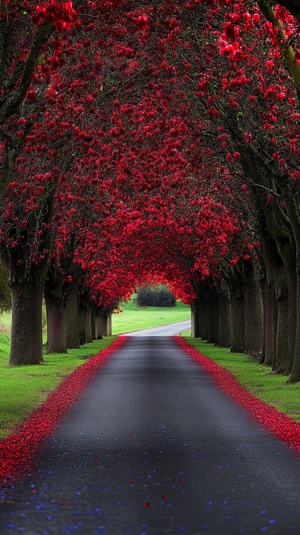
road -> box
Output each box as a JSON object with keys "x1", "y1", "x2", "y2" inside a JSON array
[
  {"x1": 122, "y1": 320, "x2": 191, "y2": 337},
  {"x1": 1, "y1": 329, "x2": 300, "y2": 534}
]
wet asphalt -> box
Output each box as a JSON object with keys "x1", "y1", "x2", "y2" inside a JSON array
[{"x1": 1, "y1": 333, "x2": 300, "y2": 534}]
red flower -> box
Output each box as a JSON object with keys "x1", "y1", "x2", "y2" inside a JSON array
[{"x1": 176, "y1": 337, "x2": 300, "y2": 455}]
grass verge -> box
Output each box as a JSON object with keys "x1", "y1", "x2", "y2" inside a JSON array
[
  {"x1": 112, "y1": 299, "x2": 190, "y2": 333},
  {"x1": 0, "y1": 299, "x2": 189, "y2": 440},
  {"x1": 183, "y1": 337, "x2": 300, "y2": 424},
  {"x1": 0, "y1": 336, "x2": 116, "y2": 440}
]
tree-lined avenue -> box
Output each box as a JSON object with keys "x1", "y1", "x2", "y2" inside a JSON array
[{"x1": 3, "y1": 0, "x2": 300, "y2": 383}]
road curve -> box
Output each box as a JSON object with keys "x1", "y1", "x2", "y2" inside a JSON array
[
  {"x1": 122, "y1": 320, "x2": 191, "y2": 337},
  {"x1": 1, "y1": 336, "x2": 300, "y2": 534}
]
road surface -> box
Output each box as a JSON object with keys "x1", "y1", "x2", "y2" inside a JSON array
[
  {"x1": 1, "y1": 331, "x2": 300, "y2": 534},
  {"x1": 122, "y1": 320, "x2": 191, "y2": 337}
]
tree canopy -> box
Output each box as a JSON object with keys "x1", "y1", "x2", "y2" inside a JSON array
[{"x1": 2, "y1": 0, "x2": 300, "y2": 381}]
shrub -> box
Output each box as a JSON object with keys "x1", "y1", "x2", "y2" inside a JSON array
[{"x1": 136, "y1": 284, "x2": 176, "y2": 307}]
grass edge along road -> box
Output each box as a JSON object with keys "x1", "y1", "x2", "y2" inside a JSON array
[
  {"x1": 111, "y1": 298, "x2": 190, "y2": 333},
  {"x1": 0, "y1": 299, "x2": 191, "y2": 440},
  {"x1": 1, "y1": 297, "x2": 300, "y2": 441},
  {"x1": 0, "y1": 336, "x2": 117, "y2": 440},
  {"x1": 184, "y1": 337, "x2": 300, "y2": 426}
]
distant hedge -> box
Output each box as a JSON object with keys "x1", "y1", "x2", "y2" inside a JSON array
[{"x1": 136, "y1": 285, "x2": 176, "y2": 307}]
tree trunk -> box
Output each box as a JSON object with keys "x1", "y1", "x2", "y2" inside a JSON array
[
  {"x1": 244, "y1": 263, "x2": 263, "y2": 359},
  {"x1": 78, "y1": 304, "x2": 86, "y2": 346},
  {"x1": 9, "y1": 271, "x2": 45, "y2": 365},
  {"x1": 191, "y1": 300, "x2": 202, "y2": 338},
  {"x1": 230, "y1": 297, "x2": 245, "y2": 353},
  {"x1": 103, "y1": 312, "x2": 112, "y2": 336},
  {"x1": 44, "y1": 270, "x2": 67, "y2": 354},
  {"x1": 261, "y1": 282, "x2": 277, "y2": 366},
  {"x1": 286, "y1": 268, "x2": 297, "y2": 374},
  {"x1": 85, "y1": 308, "x2": 93, "y2": 343},
  {"x1": 260, "y1": 228, "x2": 290, "y2": 372},
  {"x1": 46, "y1": 300, "x2": 67, "y2": 354},
  {"x1": 94, "y1": 312, "x2": 104, "y2": 339},
  {"x1": 207, "y1": 299, "x2": 218, "y2": 344},
  {"x1": 288, "y1": 257, "x2": 300, "y2": 382},
  {"x1": 66, "y1": 281, "x2": 80, "y2": 349},
  {"x1": 283, "y1": 202, "x2": 300, "y2": 382},
  {"x1": 273, "y1": 278, "x2": 289, "y2": 373},
  {"x1": 206, "y1": 301, "x2": 215, "y2": 343},
  {"x1": 218, "y1": 292, "x2": 231, "y2": 347}
]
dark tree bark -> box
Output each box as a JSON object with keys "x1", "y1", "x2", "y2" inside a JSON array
[
  {"x1": 262, "y1": 206, "x2": 294, "y2": 374},
  {"x1": 94, "y1": 311, "x2": 104, "y2": 340},
  {"x1": 289, "y1": 268, "x2": 300, "y2": 382},
  {"x1": 1, "y1": 188, "x2": 54, "y2": 365},
  {"x1": 225, "y1": 265, "x2": 246, "y2": 353},
  {"x1": 274, "y1": 280, "x2": 289, "y2": 373},
  {"x1": 44, "y1": 268, "x2": 67, "y2": 354},
  {"x1": 46, "y1": 299, "x2": 67, "y2": 354},
  {"x1": 244, "y1": 262, "x2": 263, "y2": 359},
  {"x1": 66, "y1": 281, "x2": 80, "y2": 349},
  {"x1": 218, "y1": 289, "x2": 231, "y2": 348},
  {"x1": 286, "y1": 267, "x2": 297, "y2": 374},
  {"x1": 207, "y1": 296, "x2": 219, "y2": 344},
  {"x1": 85, "y1": 308, "x2": 93, "y2": 343},
  {"x1": 261, "y1": 281, "x2": 277, "y2": 366},
  {"x1": 78, "y1": 301, "x2": 86, "y2": 346},
  {"x1": 103, "y1": 311, "x2": 112, "y2": 336},
  {"x1": 9, "y1": 265, "x2": 46, "y2": 365},
  {"x1": 285, "y1": 202, "x2": 300, "y2": 382},
  {"x1": 230, "y1": 296, "x2": 245, "y2": 353},
  {"x1": 191, "y1": 299, "x2": 202, "y2": 338}
]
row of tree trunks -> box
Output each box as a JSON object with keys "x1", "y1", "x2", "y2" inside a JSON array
[
  {"x1": 190, "y1": 257, "x2": 281, "y2": 368},
  {"x1": 190, "y1": 238, "x2": 300, "y2": 383},
  {"x1": 190, "y1": 183, "x2": 300, "y2": 384},
  {"x1": 7, "y1": 266, "x2": 113, "y2": 365},
  {"x1": 46, "y1": 286, "x2": 112, "y2": 354}
]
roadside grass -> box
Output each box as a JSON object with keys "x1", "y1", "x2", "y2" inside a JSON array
[
  {"x1": 2, "y1": 298, "x2": 300, "y2": 441},
  {"x1": 0, "y1": 336, "x2": 116, "y2": 439},
  {"x1": 0, "y1": 299, "x2": 189, "y2": 439},
  {"x1": 112, "y1": 298, "x2": 190, "y2": 333},
  {"x1": 0, "y1": 311, "x2": 12, "y2": 334},
  {"x1": 183, "y1": 337, "x2": 300, "y2": 424}
]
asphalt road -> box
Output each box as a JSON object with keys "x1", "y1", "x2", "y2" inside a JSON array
[
  {"x1": 1, "y1": 332, "x2": 300, "y2": 534},
  {"x1": 122, "y1": 320, "x2": 191, "y2": 337}
]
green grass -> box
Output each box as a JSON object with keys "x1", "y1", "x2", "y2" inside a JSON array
[
  {"x1": 1, "y1": 300, "x2": 300, "y2": 441},
  {"x1": 0, "y1": 311, "x2": 12, "y2": 334},
  {"x1": 112, "y1": 298, "x2": 190, "y2": 333},
  {"x1": 0, "y1": 299, "x2": 189, "y2": 439},
  {"x1": 184, "y1": 337, "x2": 300, "y2": 424},
  {"x1": 0, "y1": 335, "x2": 116, "y2": 439}
]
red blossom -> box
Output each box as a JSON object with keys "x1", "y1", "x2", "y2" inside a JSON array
[
  {"x1": 34, "y1": 0, "x2": 78, "y2": 31},
  {"x1": 176, "y1": 337, "x2": 300, "y2": 455}
]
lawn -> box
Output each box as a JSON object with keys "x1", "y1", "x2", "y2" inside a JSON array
[
  {"x1": 0, "y1": 299, "x2": 190, "y2": 439},
  {"x1": 0, "y1": 335, "x2": 117, "y2": 439},
  {"x1": 1, "y1": 301, "x2": 300, "y2": 441},
  {"x1": 112, "y1": 297, "x2": 191, "y2": 333}
]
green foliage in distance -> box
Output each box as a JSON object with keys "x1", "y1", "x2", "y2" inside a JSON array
[{"x1": 136, "y1": 283, "x2": 176, "y2": 307}]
